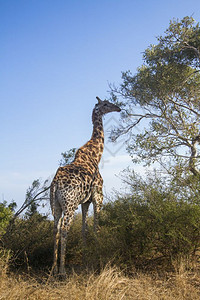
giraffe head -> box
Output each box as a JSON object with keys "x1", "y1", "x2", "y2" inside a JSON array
[{"x1": 95, "y1": 96, "x2": 121, "y2": 115}]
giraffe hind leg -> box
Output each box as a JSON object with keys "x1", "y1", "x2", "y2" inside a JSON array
[
  {"x1": 81, "y1": 201, "x2": 91, "y2": 245},
  {"x1": 92, "y1": 191, "x2": 103, "y2": 233},
  {"x1": 59, "y1": 206, "x2": 77, "y2": 276},
  {"x1": 52, "y1": 203, "x2": 62, "y2": 275}
]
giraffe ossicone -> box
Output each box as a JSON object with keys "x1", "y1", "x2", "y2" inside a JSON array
[{"x1": 50, "y1": 97, "x2": 121, "y2": 276}]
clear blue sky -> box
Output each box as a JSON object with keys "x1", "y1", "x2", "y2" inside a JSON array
[{"x1": 1, "y1": 0, "x2": 200, "y2": 211}]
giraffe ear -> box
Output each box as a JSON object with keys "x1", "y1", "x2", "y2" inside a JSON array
[{"x1": 96, "y1": 96, "x2": 102, "y2": 104}]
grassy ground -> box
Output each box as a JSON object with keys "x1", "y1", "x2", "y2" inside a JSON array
[{"x1": 1, "y1": 260, "x2": 200, "y2": 300}]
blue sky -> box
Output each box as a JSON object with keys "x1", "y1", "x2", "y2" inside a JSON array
[{"x1": 1, "y1": 0, "x2": 200, "y2": 211}]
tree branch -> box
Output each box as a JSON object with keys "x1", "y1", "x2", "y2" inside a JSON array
[
  {"x1": 14, "y1": 185, "x2": 50, "y2": 219},
  {"x1": 4, "y1": 185, "x2": 51, "y2": 236},
  {"x1": 183, "y1": 42, "x2": 200, "y2": 61},
  {"x1": 189, "y1": 136, "x2": 200, "y2": 176}
]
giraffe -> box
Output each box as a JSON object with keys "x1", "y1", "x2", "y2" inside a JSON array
[{"x1": 50, "y1": 96, "x2": 121, "y2": 276}]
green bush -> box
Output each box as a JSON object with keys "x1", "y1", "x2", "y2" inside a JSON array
[
  {"x1": 96, "y1": 172, "x2": 200, "y2": 269},
  {"x1": 0, "y1": 202, "x2": 13, "y2": 236},
  {"x1": 3, "y1": 213, "x2": 54, "y2": 270},
  {"x1": 2, "y1": 171, "x2": 200, "y2": 273},
  {"x1": 98, "y1": 196, "x2": 200, "y2": 267}
]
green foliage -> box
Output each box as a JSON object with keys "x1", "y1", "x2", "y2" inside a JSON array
[
  {"x1": 64, "y1": 170, "x2": 200, "y2": 271},
  {"x1": 110, "y1": 16, "x2": 200, "y2": 179},
  {"x1": 3, "y1": 213, "x2": 53, "y2": 270},
  {"x1": 59, "y1": 148, "x2": 77, "y2": 166},
  {"x1": 25, "y1": 201, "x2": 39, "y2": 218},
  {"x1": 0, "y1": 202, "x2": 13, "y2": 236},
  {"x1": 25, "y1": 181, "x2": 40, "y2": 217},
  {"x1": 13, "y1": 179, "x2": 50, "y2": 221},
  {"x1": 2, "y1": 171, "x2": 200, "y2": 273},
  {"x1": 97, "y1": 171, "x2": 200, "y2": 269},
  {"x1": 102, "y1": 196, "x2": 199, "y2": 262}
]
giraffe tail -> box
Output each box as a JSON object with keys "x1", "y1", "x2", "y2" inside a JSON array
[{"x1": 50, "y1": 182, "x2": 57, "y2": 217}]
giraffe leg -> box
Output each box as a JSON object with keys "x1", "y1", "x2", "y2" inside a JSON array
[
  {"x1": 81, "y1": 201, "x2": 90, "y2": 244},
  {"x1": 59, "y1": 209, "x2": 76, "y2": 276},
  {"x1": 93, "y1": 191, "x2": 103, "y2": 233},
  {"x1": 52, "y1": 204, "x2": 62, "y2": 275}
]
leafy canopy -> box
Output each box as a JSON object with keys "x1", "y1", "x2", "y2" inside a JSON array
[{"x1": 111, "y1": 16, "x2": 200, "y2": 178}]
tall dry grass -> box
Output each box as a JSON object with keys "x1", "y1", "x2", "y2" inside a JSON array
[{"x1": 0, "y1": 254, "x2": 200, "y2": 300}]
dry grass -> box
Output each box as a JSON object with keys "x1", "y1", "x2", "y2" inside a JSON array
[{"x1": 0, "y1": 255, "x2": 200, "y2": 300}]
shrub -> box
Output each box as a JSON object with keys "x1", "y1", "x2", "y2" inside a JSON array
[
  {"x1": 0, "y1": 202, "x2": 13, "y2": 236},
  {"x1": 97, "y1": 171, "x2": 200, "y2": 269},
  {"x1": 3, "y1": 213, "x2": 54, "y2": 270},
  {"x1": 2, "y1": 170, "x2": 200, "y2": 273},
  {"x1": 99, "y1": 196, "x2": 200, "y2": 267}
]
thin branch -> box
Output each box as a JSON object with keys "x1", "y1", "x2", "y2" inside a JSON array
[
  {"x1": 8, "y1": 185, "x2": 51, "y2": 226},
  {"x1": 189, "y1": 137, "x2": 200, "y2": 176},
  {"x1": 183, "y1": 42, "x2": 200, "y2": 60},
  {"x1": 168, "y1": 96, "x2": 200, "y2": 117}
]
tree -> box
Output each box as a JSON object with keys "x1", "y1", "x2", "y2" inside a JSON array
[
  {"x1": 4, "y1": 179, "x2": 50, "y2": 233},
  {"x1": 110, "y1": 16, "x2": 200, "y2": 182}
]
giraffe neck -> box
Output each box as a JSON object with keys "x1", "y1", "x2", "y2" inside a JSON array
[
  {"x1": 73, "y1": 107, "x2": 104, "y2": 172},
  {"x1": 91, "y1": 109, "x2": 104, "y2": 160}
]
